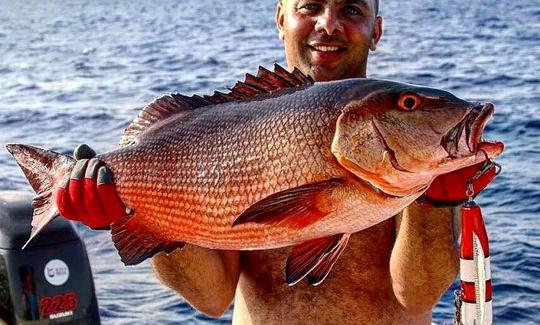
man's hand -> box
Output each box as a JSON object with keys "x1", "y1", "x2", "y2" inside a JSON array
[
  {"x1": 56, "y1": 144, "x2": 126, "y2": 229},
  {"x1": 418, "y1": 161, "x2": 498, "y2": 207}
]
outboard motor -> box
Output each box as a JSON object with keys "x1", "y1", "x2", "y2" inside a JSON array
[{"x1": 0, "y1": 191, "x2": 100, "y2": 324}]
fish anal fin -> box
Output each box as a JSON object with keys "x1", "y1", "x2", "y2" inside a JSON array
[
  {"x1": 232, "y1": 178, "x2": 343, "y2": 229},
  {"x1": 119, "y1": 64, "x2": 314, "y2": 148},
  {"x1": 306, "y1": 234, "x2": 350, "y2": 285},
  {"x1": 286, "y1": 234, "x2": 350, "y2": 286},
  {"x1": 110, "y1": 214, "x2": 185, "y2": 265}
]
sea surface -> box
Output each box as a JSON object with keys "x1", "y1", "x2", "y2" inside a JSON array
[{"x1": 0, "y1": 0, "x2": 539, "y2": 324}]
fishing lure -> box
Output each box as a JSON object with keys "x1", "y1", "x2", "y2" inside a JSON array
[{"x1": 455, "y1": 160, "x2": 500, "y2": 325}]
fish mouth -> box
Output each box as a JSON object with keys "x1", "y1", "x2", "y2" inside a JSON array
[{"x1": 441, "y1": 102, "x2": 504, "y2": 159}]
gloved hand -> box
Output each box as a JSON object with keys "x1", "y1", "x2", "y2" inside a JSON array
[
  {"x1": 417, "y1": 161, "x2": 498, "y2": 207},
  {"x1": 56, "y1": 144, "x2": 126, "y2": 229}
]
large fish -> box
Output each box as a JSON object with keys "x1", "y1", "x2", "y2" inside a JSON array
[{"x1": 7, "y1": 65, "x2": 503, "y2": 285}]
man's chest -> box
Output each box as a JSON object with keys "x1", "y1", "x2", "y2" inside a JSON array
[
  {"x1": 239, "y1": 217, "x2": 397, "y2": 293},
  {"x1": 234, "y1": 218, "x2": 422, "y2": 325}
]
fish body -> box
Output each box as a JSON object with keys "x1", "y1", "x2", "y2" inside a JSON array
[
  {"x1": 7, "y1": 65, "x2": 504, "y2": 285},
  {"x1": 102, "y1": 80, "x2": 415, "y2": 249}
]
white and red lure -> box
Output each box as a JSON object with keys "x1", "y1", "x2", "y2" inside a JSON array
[
  {"x1": 456, "y1": 161, "x2": 500, "y2": 325},
  {"x1": 458, "y1": 200, "x2": 492, "y2": 325}
]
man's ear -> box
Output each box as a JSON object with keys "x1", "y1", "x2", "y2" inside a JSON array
[
  {"x1": 370, "y1": 16, "x2": 383, "y2": 51},
  {"x1": 275, "y1": 1, "x2": 285, "y2": 41}
]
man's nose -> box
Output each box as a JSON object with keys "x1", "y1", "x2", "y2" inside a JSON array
[{"x1": 315, "y1": 9, "x2": 344, "y2": 35}]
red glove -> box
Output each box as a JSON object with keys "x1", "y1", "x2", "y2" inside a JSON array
[
  {"x1": 56, "y1": 144, "x2": 126, "y2": 229},
  {"x1": 418, "y1": 161, "x2": 498, "y2": 207}
]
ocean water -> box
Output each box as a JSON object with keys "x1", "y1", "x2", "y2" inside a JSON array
[{"x1": 0, "y1": 0, "x2": 539, "y2": 324}]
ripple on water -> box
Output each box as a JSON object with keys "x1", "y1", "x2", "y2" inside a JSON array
[{"x1": 0, "y1": 0, "x2": 539, "y2": 324}]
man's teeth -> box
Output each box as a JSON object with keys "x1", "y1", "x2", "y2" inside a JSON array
[{"x1": 313, "y1": 45, "x2": 341, "y2": 52}]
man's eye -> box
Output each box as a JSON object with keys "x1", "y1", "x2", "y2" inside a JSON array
[
  {"x1": 343, "y1": 6, "x2": 362, "y2": 15},
  {"x1": 299, "y1": 3, "x2": 320, "y2": 12}
]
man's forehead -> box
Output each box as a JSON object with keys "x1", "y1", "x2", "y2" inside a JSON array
[{"x1": 282, "y1": 0, "x2": 376, "y2": 12}]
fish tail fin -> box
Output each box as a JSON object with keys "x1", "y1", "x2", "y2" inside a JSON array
[{"x1": 5, "y1": 144, "x2": 75, "y2": 248}]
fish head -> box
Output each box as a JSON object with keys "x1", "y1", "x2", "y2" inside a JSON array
[{"x1": 331, "y1": 80, "x2": 504, "y2": 197}]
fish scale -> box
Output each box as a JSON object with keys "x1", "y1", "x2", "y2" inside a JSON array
[
  {"x1": 101, "y1": 89, "x2": 344, "y2": 246},
  {"x1": 6, "y1": 65, "x2": 503, "y2": 285}
]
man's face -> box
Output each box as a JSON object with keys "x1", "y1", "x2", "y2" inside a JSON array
[{"x1": 276, "y1": 0, "x2": 382, "y2": 81}]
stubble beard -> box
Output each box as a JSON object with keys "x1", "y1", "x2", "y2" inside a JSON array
[
  {"x1": 285, "y1": 41, "x2": 370, "y2": 81},
  {"x1": 306, "y1": 55, "x2": 368, "y2": 81}
]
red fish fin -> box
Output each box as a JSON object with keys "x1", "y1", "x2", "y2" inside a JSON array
[
  {"x1": 119, "y1": 64, "x2": 314, "y2": 147},
  {"x1": 5, "y1": 144, "x2": 75, "y2": 248},
  {"x1": 111, "y1": 215, "x2": 185, "y2": 265},
  {"x1": 286, "y1": 234, "x2": 349, "y2": 286},
  {"x1": 232, "y1": 178, "x2": 343, "y2": 229},
  {"x1": 306, "y1": 234, "x2": 350, "y2": 285},
  {"x1": 225, "y1": 64, "x2": 314, "y2": 100},
  {"x1": 118, "y1": 94, "x2": 214, "y2": 147},
  {"x1": 273, "y1": 64, "x2": 314, "y2": 86}
]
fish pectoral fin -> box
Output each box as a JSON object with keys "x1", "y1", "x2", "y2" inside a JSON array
[
  {"x1": 286, "y1": 234, "x2": 350, "y2": 286},
  {"x1": 232, "y1": 178, "x2": 343, "y2": 229},
  {"x1": 110, "y1": 214, "x2": 185, "y2": 265}
]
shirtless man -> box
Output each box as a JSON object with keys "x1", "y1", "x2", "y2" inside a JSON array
[
  {"x1": 57, "y1": 0, "x2": 496, "y2": 323},
  {"x1": 151, "y1": 1, "x2": 458, "y2": 324}
]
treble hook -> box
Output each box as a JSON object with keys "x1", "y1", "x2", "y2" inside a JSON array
[
  {"x1": 466, "y1": 149, "x2": 502, "y2": 201},
  {"x1": 477, "y1": 149, "x2": 502, "y2": 178}
]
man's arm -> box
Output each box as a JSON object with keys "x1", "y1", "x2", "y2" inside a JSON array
[
  {"x1": 151, "y1": 246, "x2": 241, "y2": 317},
  {"x1": 390, "y1": 202, "x2": 460, "y2": 314},
  {"x1": 390, "y1": 162, "x2": 498, "y2": 313}
]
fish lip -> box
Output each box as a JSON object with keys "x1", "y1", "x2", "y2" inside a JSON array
[
  {"x1": 467, "y1": 102, "x2": 494, "y2": 153},
  {"x1": 442, "y1": 103, "x2": 496, "y2": 157}
]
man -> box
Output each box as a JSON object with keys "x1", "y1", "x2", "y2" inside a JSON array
[{"x1": 57, "y1": 0, "x2": 496, "y2": 323}]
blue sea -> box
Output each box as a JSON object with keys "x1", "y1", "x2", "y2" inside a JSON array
[{"x1": 0, "y1": 0, "x2": 539, "y2": 324}]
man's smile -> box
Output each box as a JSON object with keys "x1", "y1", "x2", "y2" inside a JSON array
[
  {"x1": 307, "y1": 43, "x2": 347, "y2": 63},
  {"x1": 308, "y1": 44, "x2": 346, "y2": 52}
]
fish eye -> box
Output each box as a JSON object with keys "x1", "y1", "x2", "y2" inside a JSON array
[
  {"x1": 404, "y1": 97, "x2": 415, "y2": 108},
  {"x1": 398, "y1": 93, "x2": 421, "y2": 111}
]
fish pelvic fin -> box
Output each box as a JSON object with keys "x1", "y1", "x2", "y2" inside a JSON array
[
  {"x1": 111, "y1": 214, "x2": 185, "y2": 265},
  {"x1": 5, "y1": 144, "x2": 75, "y2": 248},
  {"x1": 232, "y1": 178, "x2": 343, "y2": 229},
  {"x1": 119, "y1": 64, "x2": 314, "y2": 147},
  {"x1": 286, "y1": 234, "x2": 350, "y2": 286}
]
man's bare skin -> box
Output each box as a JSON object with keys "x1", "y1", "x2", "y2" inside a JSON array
[
  {"x1": 153, "y1": 204, "x2": 458, "y2": 324},
  {"x1": 151, "y1": 1, "x2": 460, "y2": 324}
]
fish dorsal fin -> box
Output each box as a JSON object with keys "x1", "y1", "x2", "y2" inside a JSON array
[
  {"x1": 118, "y1": 93, "x2": 213, "y2": 147},
  {"x1": 118, "y1": 64, "x2": 314, "y2": 147},
  {"x1": 223, "y1": 64, "x2": 314, "y2": 101}
]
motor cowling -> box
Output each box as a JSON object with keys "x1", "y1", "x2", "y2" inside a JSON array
[{"x1": 0, "y1": 191, "x2": 100, "y2": 324}]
